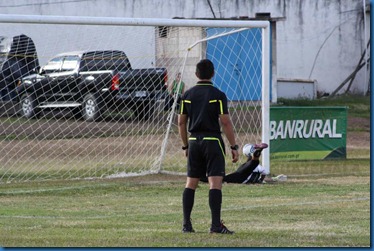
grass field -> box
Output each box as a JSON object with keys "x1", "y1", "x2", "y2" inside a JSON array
[
  {"x1": 0, "y1": 94, "x2": 371, "y2": 247},
  {"x1": 0, "y1": 171, "x2": 370, "y2": 247}
]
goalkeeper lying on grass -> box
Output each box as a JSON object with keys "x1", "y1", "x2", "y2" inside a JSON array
[{"x1": 200, "y1": 143, "x2": 287, "y2": 184}]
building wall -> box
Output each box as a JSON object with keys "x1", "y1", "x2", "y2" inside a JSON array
[
  {"x1": 156, "y1": 27, "x2": 205, "y2": 91},
  {"x1": 0, "y1": 0, "x2": 370, "y2": 96}
]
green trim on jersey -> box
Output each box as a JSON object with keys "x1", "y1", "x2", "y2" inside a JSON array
[
  {"x1": 209, "y1": 100, "x2": 224, "y2": 114},
  {"x1": 196, "y1": 83, "x2": 213, "y2": 86},
  {"x1": 180, "y1": 100, "x2": 191, "y2": 114},
  {"x1": 189, "y1": 137, "x2": 225, "y2": 157}
]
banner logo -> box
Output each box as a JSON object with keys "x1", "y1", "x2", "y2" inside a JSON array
[{"x1": 270, "y1": 119, "x2": 342, "y2": 140}]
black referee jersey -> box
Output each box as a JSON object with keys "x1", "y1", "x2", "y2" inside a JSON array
[{"x1": 179, "y1": 81, "x2": 229, "y2": 134}]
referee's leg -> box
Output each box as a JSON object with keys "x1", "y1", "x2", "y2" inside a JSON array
[
  {"x1": 182, "y1": 177, "x2": 199, "y2": 232},
  {"x1": 208, "y1": 176, "x2": 223, "y2": 229}
]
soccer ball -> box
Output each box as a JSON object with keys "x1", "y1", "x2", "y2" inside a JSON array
[{"x1": 242, "y1": 144, "x2": 255, "y2": 157}]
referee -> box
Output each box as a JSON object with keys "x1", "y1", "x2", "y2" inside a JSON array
[{"x1": 178, "y1": 59, "x2": 239, "y2": 234}]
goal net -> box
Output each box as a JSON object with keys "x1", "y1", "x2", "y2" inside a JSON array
[{"x1": 0, "y1": 15, "x2": 270, "y2": 183}]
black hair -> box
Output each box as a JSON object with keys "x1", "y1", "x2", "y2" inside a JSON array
[{"x1": 195, "y1": 59, "x2": 214, "y2": 80}]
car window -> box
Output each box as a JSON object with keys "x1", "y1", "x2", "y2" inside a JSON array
[
  {"x1": 43, "y1": 56, "x2": 63, "y2": 74},
  {"x1": 80, "y1": 52, "x2": 131, "y2": 71},
  {"x1": 61, "y1": 56, "x2": 79, "y2": 72}
]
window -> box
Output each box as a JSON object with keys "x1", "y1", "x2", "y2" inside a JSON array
[
  {"x1": 81, "y1": 52, "x2": 131, "y2": 71},
  {"x1": 43, "y1": 56, "x2": 63, "y2": 73},
  {"x1": 158, "y1": 26, "x2": 169, "y2": 38},
  {"x1": 61, "y1": 56, "x2": 79, "y2": 72}
]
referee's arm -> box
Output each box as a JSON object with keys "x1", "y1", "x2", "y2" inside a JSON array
[
  {"x1": 220, "y1": 114, "x2": 239, "y2": 163},
  {"x1": 178, "y1": 114, "x2": 189, "y2": 156}
]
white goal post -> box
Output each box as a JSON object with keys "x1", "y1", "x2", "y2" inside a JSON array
[{"x1": 0, "y1": 14, "x2": 270, "y2": 183}]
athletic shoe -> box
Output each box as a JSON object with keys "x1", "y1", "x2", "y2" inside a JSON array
[
  {"x1": 253, "y1": 143, "x2": 268, "y2": 157},
  {"x1": 253, "y1": 143, "x2": 268, "y2": 150},
  {"x1": 209, "y1": 221, "x2": 234, "y2": 234},
  {"x1": 182, "y1": 221, "x2": 195, "y2": 233},
  {"x1": 182, "y1": 225, "x2": 195, "y2": 233}
]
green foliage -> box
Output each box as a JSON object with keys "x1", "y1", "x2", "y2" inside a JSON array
[{"x1": 274, "y1": 94, "x2": 370, "y2": 118}]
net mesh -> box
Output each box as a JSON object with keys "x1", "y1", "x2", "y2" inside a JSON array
[{"x1": 0, "y1": 21, "x2": 266, "y2": 183}]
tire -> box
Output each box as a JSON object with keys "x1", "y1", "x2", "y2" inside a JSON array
[
  {"x1": 19, "y1": 93, "x2": 40, "y2": 119},
  {"x1": 134, "y1": 102, "x2": 154, "y2": 121},
  {"x1": 82, "y1": 93, "x2": 102, "y2": 122}
]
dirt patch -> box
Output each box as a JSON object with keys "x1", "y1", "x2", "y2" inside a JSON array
[
  {"x1": 0, "y1": 112, "x2": 370, "y2": 147},
  {"x1": 348, "y1": 117, "x2": 370, "y2": 132},
  {"x1": 346, "y1": 117, "x2": 370, "y2": 149},
  {"x1": 0, "y1": 111, "x2": 170, "y2": 140}
]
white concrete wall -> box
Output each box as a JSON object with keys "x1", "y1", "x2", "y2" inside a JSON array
[
  {"x1": 156, "y1": 27, "x2": 204, "y2": 90},
  {"x1": 0, "y1": 0, "x2": 369, "y2": 96},
  {"x1": 276, "y1": 0, "x2": 369, "y2": 95}
]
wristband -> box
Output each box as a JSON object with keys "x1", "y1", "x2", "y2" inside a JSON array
[{"x1": 182, "y1": 145, "x2": 188, "y2": 150}]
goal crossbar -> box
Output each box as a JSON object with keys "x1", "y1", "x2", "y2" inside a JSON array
[{"x1": 0, "y1": 14, "x2": 270, "y2": 29}]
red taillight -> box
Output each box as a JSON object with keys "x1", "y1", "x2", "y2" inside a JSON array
[
  {"x1": 111, "y1": 74, "x2": 120, "y2": 91},
  {"x1": 163, "y1": 71, "x2": 168, "y2": 84}
]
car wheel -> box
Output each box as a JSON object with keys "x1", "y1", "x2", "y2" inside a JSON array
[
  {"x1": 82, "y1": 93, "x2": 101, "y2": 122},
  {"x1": 20, "y1": 93, "x2": 39, "y2": 119}
]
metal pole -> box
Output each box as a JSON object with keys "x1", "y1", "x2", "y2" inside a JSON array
[
  {"x1": 262, "y1": 25, "x2": 271, "y2": 174},
  {"x1": 0, "y1": 14, "x2": 270, "y2": 28},
  {"x1": 363, "y1": 0, "x2": 368, "y2": 95}
]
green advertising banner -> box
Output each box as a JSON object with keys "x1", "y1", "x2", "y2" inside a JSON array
[{"x1": 270, "y1": 107, "x2": 347, "y2": 161}]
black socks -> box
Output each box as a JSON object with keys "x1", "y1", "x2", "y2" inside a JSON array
[
  {"x1": 182, "y1": 188, "x2": 195, "y2": 225},
  {"x1": 183, "y1": 188, "x2": 223, "y2": 228},
  {"x1": 209, "y1": 189, "x2": 222, "y2": 228}
]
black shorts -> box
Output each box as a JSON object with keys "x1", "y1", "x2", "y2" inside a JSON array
[{"x1": 187, "y1": 135, "x2": 226, "y2": 178}]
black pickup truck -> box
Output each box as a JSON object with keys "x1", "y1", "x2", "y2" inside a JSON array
[{"x1": 17, "y1": 50, "x2": 168, "y2": 121}]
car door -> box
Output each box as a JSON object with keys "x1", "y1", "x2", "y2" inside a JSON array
[
  {"x1": 57, "y1": 55, "x2": 80, "y2": 102},
  {"x1": 38, "y1": 56, "x2": 63, "y2": 102}
]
